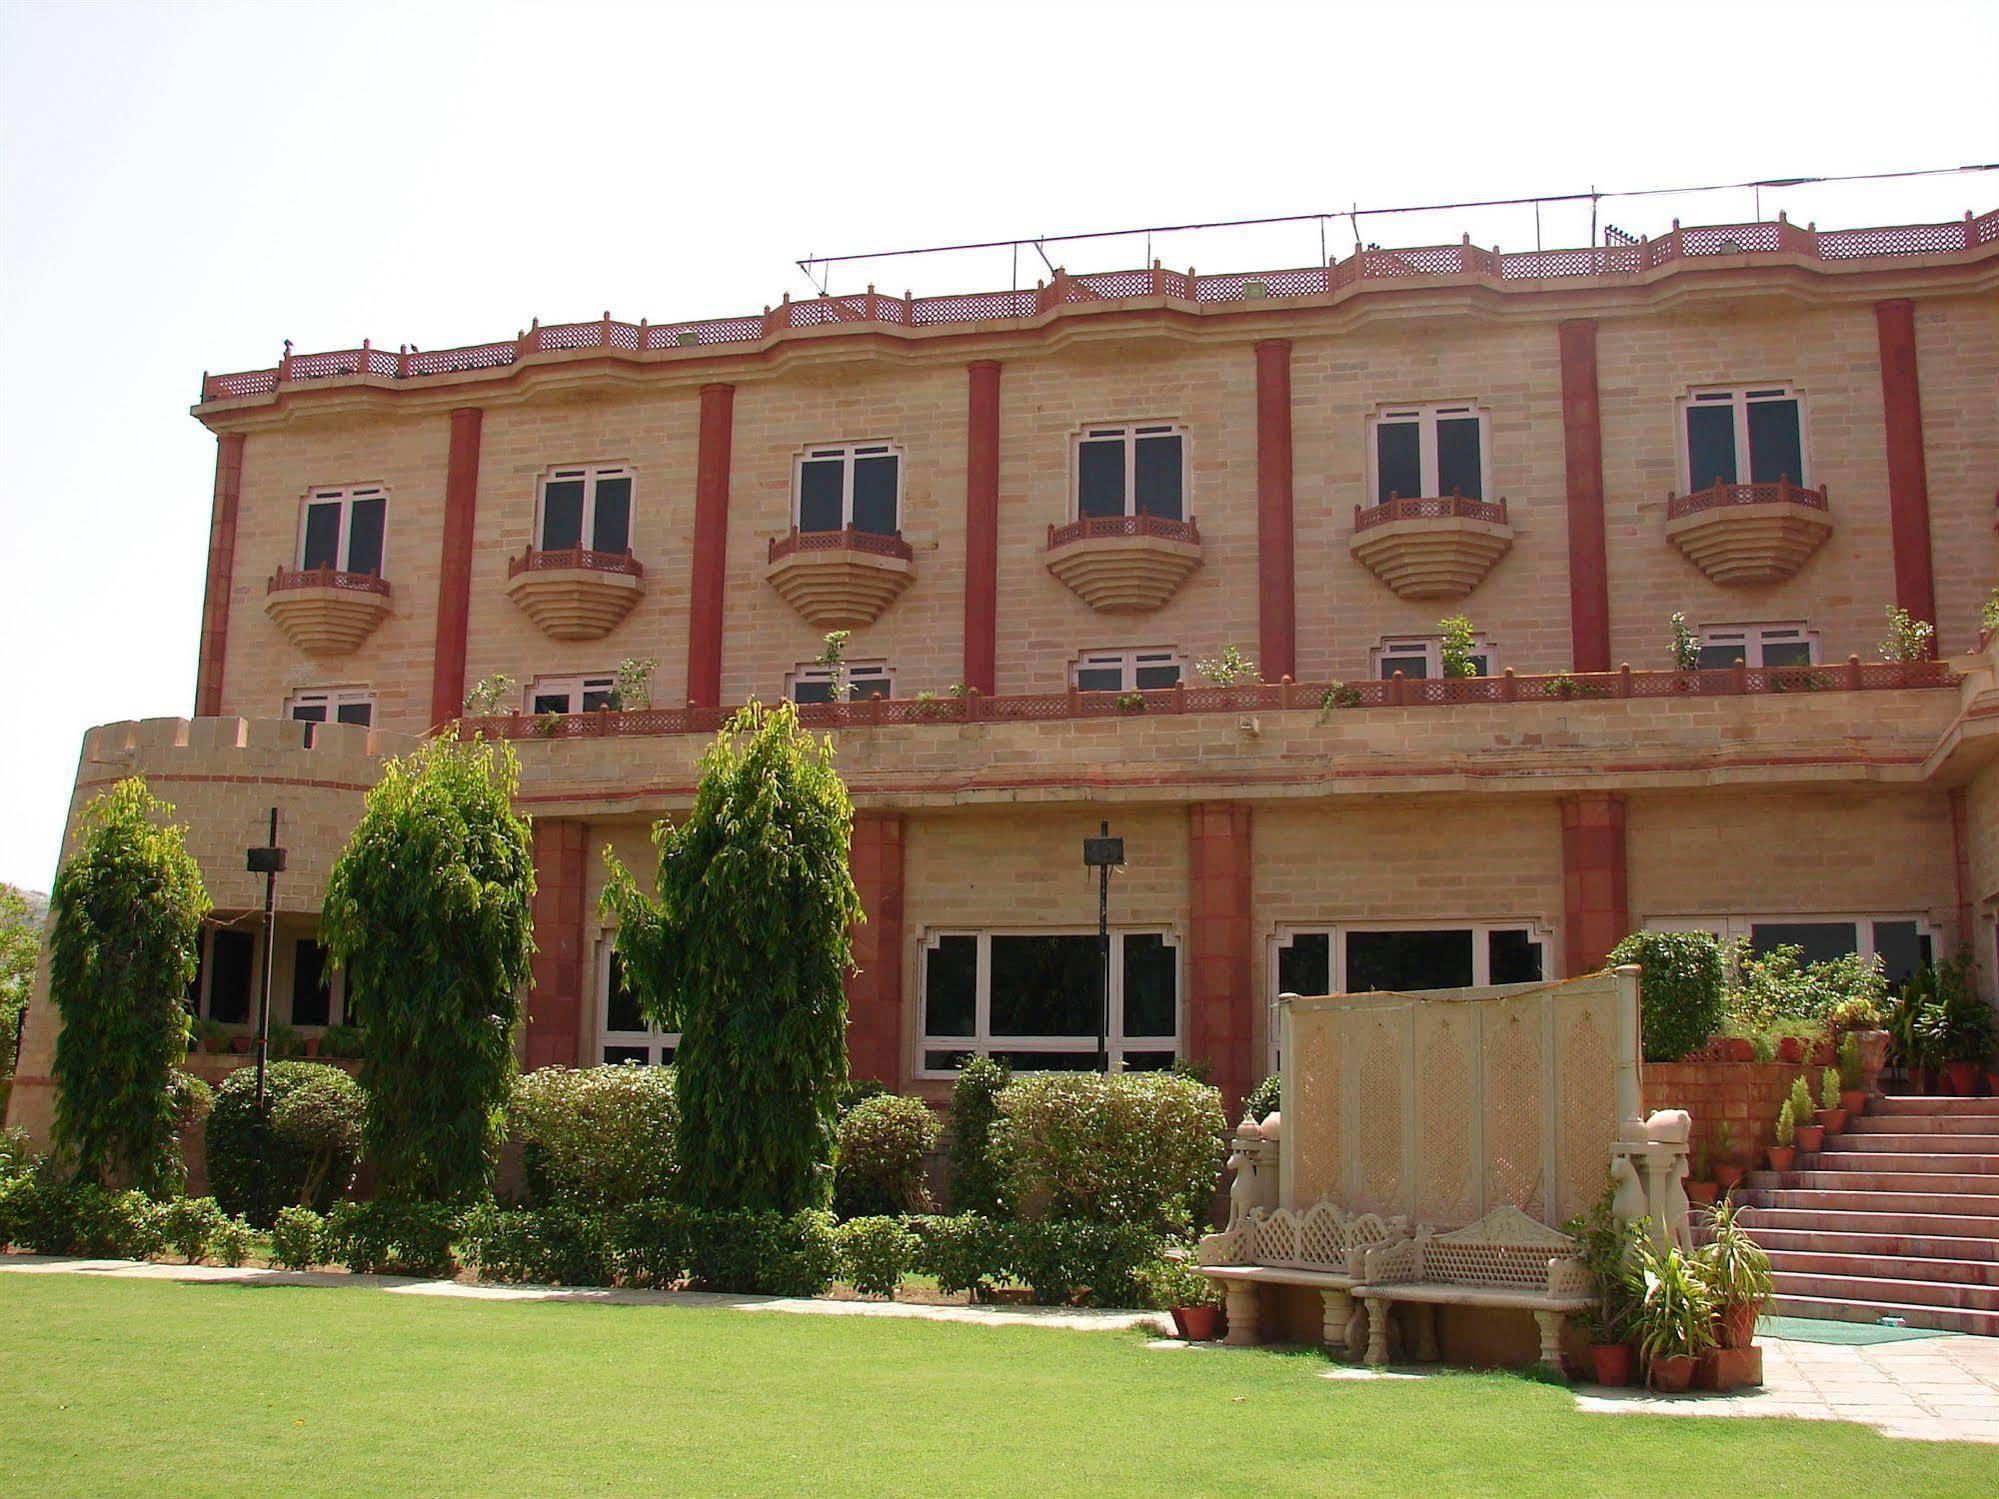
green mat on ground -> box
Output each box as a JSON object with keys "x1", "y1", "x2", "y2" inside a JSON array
[{"x1": 1760, "y1": 1314, "x2": 1956, "y2": 1345}]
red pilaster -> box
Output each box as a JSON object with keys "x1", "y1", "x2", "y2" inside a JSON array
[
  {"x1": 687, "y1": 383, "x2": 736, "y2": 708},
  {"x1": 1254, "y1": 340, "x2": 1297, "y2": 684},
  {"x1": 429, "y1": 408, "x2": 484, "y2": 727},
  {"x1": 1875, "y1": 299, "x2": 1938, "y2": 644},
  {"x1": 1558, "y1": 320, "x2": 1612, "y2": 673},
  {"x1": 963, "y1": 361, "x2": 1002, "y2": 695},
  {"x1": 526, "y1": 818, "x2": 587, "y2": 1070},
  {"x1": 1562, "y1": 793, "x2": 1628, "y2": 975},
  {"x1": 193, "y1": 432, "x2": 245, "y2": 716},
  {"x1": 1188, "y1": 802, "x2": 1255, "y2": 1109},
  {"x1": 846, "y1": 811, "x2": 905, "y2": 1087}
]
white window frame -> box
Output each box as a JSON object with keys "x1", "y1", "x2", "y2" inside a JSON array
[
  {"x1": 295, "y1": 484, "x2": 389, "y2": 574},
  {"x1": 1366, "y1": 402, "x2": 1492, "y2": 502},
  {"x1": 1371, "y1": 635, "x2": 1497, "y2": 680},
  {"x1": 916, "y1": 927, "x2": 1183, "y2": 1079},
  {"x1": 286, "y1": 687, "x2": 376, "y2": 727},
  {"x1": 535, "y1": 463, "x2": 636, "y2": 554},
  {"x1": 1643, "y1": 914, "x2": 1932, "y2": 968},
  {"x1": 527, "y1": 675, "x2": 617, "y2": 715},
  {"x1": 787, "y1": 661, "x2": 894, "y2": 703},
  {"x1": 1070, "y1": 648, "x2": 1184, "y2": 692},
  {"x1": 1678, "y1": 384, "x2": 1810, "y2": 491},
  {"x1": 1694, "y1": 623, "x2": 1819, "y2": 670},
  {"x1": 1072, "y1": 422, "x2": 1188, "y2": 521},
  {"x1": 596, "y1": 936, "x2": 677, "y2": 1065},
  {"x1": 792, "y1": 441, "x2": 903, "y2": 533}
]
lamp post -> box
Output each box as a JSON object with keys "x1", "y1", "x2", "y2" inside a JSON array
[
  {"x1": 245, "y1": 807, "x2": 287, "y2": 1111},
  {"x1": 1081, "y1": 820, "x2": 1124, "y2": 1074}
]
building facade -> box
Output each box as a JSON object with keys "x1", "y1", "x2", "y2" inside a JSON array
[{"x1": 9, "y1": 208, "x2": 1999, "y2": 1141}]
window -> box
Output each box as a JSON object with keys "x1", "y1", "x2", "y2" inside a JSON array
[
  {"x1": 537, "y1": 465, "x2": 634, "y2": 554},
  {"x1": 287, "y1": 688, "x2": 374, "y2": 728},
  {"x1": 1647, "y1": 915, "x2": 1933, "y2": 986},
  {"x1": 1694, "y1": 623, "x2": 1817, "y2": 671},
  {"x1": 789, "y1": 662, "x2": 893, "y2": 704},
  {"x1": 290, "y1": 937, "x2": 346, "y2": 1028},
  {"x1": 1369, "y1": 404, "x2": 1490, "y2": 503},
  {"x1": 1075, "y1": 424, "x2": 1185, "y2": 521},
  {"x1": 920, "y1": 930, "x2": 1181, "y2": 1075},
  {"x1": 1372, "y1": 636, "x2": 1495, "y2": 680},
  {"x1": 1682, "y1": 387, "x2": 1806, "y2": 490},
  {"x1": 796, "y1": 443, "x2": 901, "y2": 536},
  {"x1": 1071, "y1": 648, "x2": 1182, "y2": 693},
  {"x1": 186, "y1": 927, "x2": 257, "y2": 1024},
  {"x1": 528, "y1": 675, "x2": 616, "y2": 715},
  {"x1": 598, "y1": 944, "x2": 677, "y2": 1064},
  {"x1": 297, "y1": 486, "x2": 387, "y2": 575}
]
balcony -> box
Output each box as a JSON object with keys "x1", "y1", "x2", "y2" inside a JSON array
[
  {"x1": 504, "y1": 547, "x2": 645, "y2": 640},
  {"x1": 1348, "y1": 496, "x2": 1513, "y2": 600},
  {"x1": 263, "y1": 567, "x2": 391, "y2": 656},
  {"x1": 764, "y1": 527, "x2": 915, "y2": 629},
  {"x1": 1044, "y1": 513, "x2": 1203, "y2": 613},
  {"x1": 1665, "y1": 480, "x2": 1832, "y2": 585}
]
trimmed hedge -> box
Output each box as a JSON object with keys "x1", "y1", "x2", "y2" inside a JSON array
[
  {"x1": 833, "y1": 1095, "x2": 938, "y2": 1217},
  {"x1": 460, "y1": 1204, "x2": 611, "y2": 1287},
  {"x1": 205, "y1": 1061, "x2": 365, "y2": 1227},
  {"x1": 836, "y1": 1215, "x2": 919, "y2": 1297},
  {"x1": 1608, "y1": 931, "x2": 1727, "y2": 1062},
  {"x1": 271, "y1": 1205, "x2": 326, "y2": 1271},
  {"x1": 510, "y1": 1064, "x2": 678, "y2": 1210},
  {"x1": 324, "y1": 1200, "x2": 462, "y2": 1277},
  {"x1": 945, "y1": 1057, "x2": 1009, "y2": 1214}
]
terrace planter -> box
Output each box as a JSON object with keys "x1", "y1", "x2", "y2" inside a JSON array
[
  {"x1": 1685, "y1": 1180, "x2": 1719, "y2": 1208},
  {"x1": 1815, "y1": 1107, "x2": 1848, "y2": 1136},
  {"x1": 1793, "y1": 1123, "x2": 1826, "y2": 1154},
  {"x1": 1721, "y1": 1037, "x2": 1756, "y2": 1062},
  {"x1": 1648, "y1": 1354, "x2": 1697, "y2": 1394},
  {"x1": 1776, "y1": 1037, "x2": 1806, "y2": 1064},
  {"x1": 1839, "y1": 1088, "x2": 1868, "y2": 1117},
  {"x1": 1766, "y1": 1146, "x2": 1796, "y2": 1172},
  {"x1": 1588, "y1": 1343, "x2": 1635, "y2": 1387},
  {"x1": 1944, "y1": 1060, "x2": 1985, "y2": 1097},
  {"x1": 1696, "y1": 1346, "x2": 1763, "y2": 1392},
  {"x1": 1713, "y1": 1163, "x2": 1746, "y2": 1194},
  {"x1": 1170, "y1": 1305, "x2": 1223, "y2": 1342}
]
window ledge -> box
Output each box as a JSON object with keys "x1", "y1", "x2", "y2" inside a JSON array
[
  {"x1": 1665, "y1": 481, "x2": 1833, "y2": 585},
  {"x1": 1348, "y1": 497, "x2": 1512, "y2": 600},
  {"x1": 503, "y1": 547, "x2": 646, "y2": 640},
  {"x1": 263, "y1": 567, "x2": 392, "y2": 656},
  {"x1": 765, "y1": 527, "x2": 915, "y2": 628},
  {"x1": 1044, "y1": 514, "x2": 1203, "y2": 613}
]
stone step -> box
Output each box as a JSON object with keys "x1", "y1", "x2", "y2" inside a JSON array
[
  {"x1": 1740, "y1": 1204, "x2": 1999, "y2": 1238},
  {"x1": 1745, "y1": 1186, "x2": 1999, "y2": 1216},
  {"x1": 1770, "y1": 1293, "x2": 1999, "y2": 1338},
  {"x1": 1750, "y1": 1226, "x2": 1999, "y2": 1263},
  {"x1": 1746, "y1": 1168, "x2": 1999, "y2": 1194},
  {"x1": 1821, "y1": 1132, "x2": 1999, "y2": 1154},
  {"x1": 1774, "y1": 1270, "x2": 1999, "y2": 1311},
  {"x1": 1766, "y1": 1248, "x2": 1999, "y2": 1289},
  {"x1": 1870, "y1": 1095, "x2": 1999, "y2": 1117},
  {"x1": 1803, "y1": 1150, "x2": 1999, "y2": 1173}
]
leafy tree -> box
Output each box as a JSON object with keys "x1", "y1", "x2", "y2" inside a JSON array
[
  {"x1": 946, "y1": 1055, "x2": 1011, "y2": 1214},
  {"x1": 46, "y1": 778, "x2": 210, "y2": 1192},
  {"x1": 603, "y1": 702, "x2": 861, "y2": 1214},
  {"x1": 0, "y1": 883, "x2": 41, "y2": 1088},
  {"x1": 1608, "y1": 930, "x2": 1725, "y2": 1062},
  {"x1": 321, "y1": 736, "x2": 536, "y2": 1204},
  {"x1": 207, "y1": 1061, "x2": 365, "y2": 1225},
  {"x1": 1438, "y1": 614, "x2": 1478, "y2": 678}
]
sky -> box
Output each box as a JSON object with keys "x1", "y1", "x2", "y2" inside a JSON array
[{"x1": 1, "y1": 0, "x2": 1995, "y2": 893}]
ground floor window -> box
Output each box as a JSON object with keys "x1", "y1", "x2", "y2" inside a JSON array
[
  {"x1": 186, "y1": 926, "x2": 258, "y2": 1024},
  {"x1": 289, "y1": 937, "x2": 347, "y2": 1027},
  {"x1": 598, "y1": 943, "x2": 677, "y2": 1064},
  {"x1": 919, "y1": 929, "x2": 1179, "y2": 1076},
  {"x1": 1647, "y1": 914, "x2": 1933, "y2": 984}
]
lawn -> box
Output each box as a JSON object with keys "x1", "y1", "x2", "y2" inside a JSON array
[{"x1": 0, "y1": 1274, "x2": 1991, "y2": 1497}]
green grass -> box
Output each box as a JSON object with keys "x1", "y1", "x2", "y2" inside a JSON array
[{"x1": 0, "y1": 1274, "x2": 1990, "y2": 1497}]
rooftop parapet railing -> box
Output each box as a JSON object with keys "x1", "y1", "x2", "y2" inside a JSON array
[{"x1": 199, "y1": 208, "x2": 1999, "y2": 403}]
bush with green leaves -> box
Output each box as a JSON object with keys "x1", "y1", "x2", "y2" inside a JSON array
[
  {"x1": 205, "y1": 1062, "x2": 364, "y2": 1227},
  {"x1": 322, "y1": 735, "x2": 536, "y2": 1205},
  {"x1": 1438, "y1": 615, "x2": 1478, "y2": 679},
  {"x1": 990, "y1": 1071, "x2": 1227, "y2": 1232},
  {"x1": 836, "y1": 1077, "x2": 889, "y2": 1114},
  {"x1": 1134, "y1": 1254, "x2": 1223, "y2": 1311},
  {"x1": 510, "y1": 1064, "x2": 678, "y2": 1210},
  {"x1": 47, "y1": 779, "x2": 211, "y2": 1193},
  {"x1": 156, "y1": 1195, "x2": 228, "y2": 1263},
  {"x1": 0, "y1": 883, "x2": 39, "y2": 1093},
  {"x1": 837, "y1": 1215, "x2": 919, "y2": 1298},
  {"x1": 834, "y1": 1094, "x2": 938, "y2": 1218},
  {"x1": 1006, "y1": 1219, "x2": 1164, "y2": 1307},
  {"x1": 6, "y1": 1178, "x2": 163, "y2": 1257},
  {"x1": 603, "y1": 703, "x2": 861, "y2": 1215},
  {"x1": 946, "y1": 1056, "x2": 1010, "y2": 1214},
  {"x1": 214, "y1": 1214, "x2": 254, "y2": 1267},
  {"x1": 1243, "y1": 1074, "x2": 1280, "y2": 1124},
  {"x1": 461, "y1": 1203, "x2": 611, "y2": 1286},
  {"x1": 1606, "y1": 930, "x2": 1725, "y2": 1063},
  {"x1": 325, "y1": 1200, "x2": 464, "y2": 1277},
  {"x1": 909, "y1": 1211, "x2": 1007, "y2": 1297},
  {"x1": 270, "y1": 1205, "x2": 326, "y2": 1271},
  {"x1": 1879, "y1": 605, "x2": 1935, "y2": 664},
  {"x1": 1727, "y1": 943, "x2": 1887, "y2": 1034}
]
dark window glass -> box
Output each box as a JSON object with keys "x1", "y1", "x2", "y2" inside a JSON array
[
  {"x1": 1376, "y1": 422, "x2": 1422, "y2": 502},
  {"x1": 1488, "y1": 929, "x2": 1544, "y2": 985},
  {"x1": 1122, "y1": 934, "x2": 1177, "y2": 1038},
  {"x1": 1075, "y1": 666, "x2": 1122, "y2": 692},
  {"x1": 580, "y1": 687, "x2": 615, "y2": 712},
  {"x1": 924, "y1": 1049, "x2": 975, "y2": 1072},
  {"x1": 1279, "y1": 932, "x2": 1332, "y2": 997},
  {"x1": 301, "y1": 503, "x2": 342, "y2": 570},
  {"x1": 1749, "y1": 922, "x2": 1858, "y2": 966},
  {"x1": 605, "y1": 951, "x2": 644, "y2": 1033},
  {"x1": 1746, "y1": 400, "x2": 1802, "y2": 485},
  {"x1": 291, "y1": 939, "x2": 331, "y2": 1027},
  {"x1": 290, "y1": 701, "x2": 328, "y2": 723},
  {"x1": 603, "y1": 1046, "x2": 649, "y2": 1064},
  {"x1": 1686, "y1": 404, "x2": 1737, "y2": 488},
  {"x1": 1436, "y1": 418, "x2": 1483, "y2": 499},
  {"x1": 656, "y1": 1046, "x2": 676, "y2": 1065},
  {"x1": 1697, "y1": 642, "x2": 1746, "y2": 670},
  {"x1": 798, "y1": 459, "x2": 843, "y2": 532},
  {"x1": 852, "y1": 455, "x2": 899, "y2": 535},
  {"x1": 1122, "y1": 1051, "x2": 1177, "y2": 1072},
  {"x1": 1381, "y1": 652, "x2": 1429, "y2": 681},
  {"x1": 923, "y1": 935, "x2": 978, "y2": 1038},
  {"x1": 992, "y1": 1051, "x2": 1099, "y2": 1072},
  {"x1": 1133, "y1": 662, "x2": 1181, "y2": 690},
  {"x1": 346, "y1": 497, "x2": 386, "y2": 575},
  {"x1": 1871, "y1": 921, "x2": 1928, "y2": 986},
  {"x1": 208, "y1": 930, "x2": 255, "y2": 1024},
  {"x1": 1133, "y1": 435, "x2": 1183, "y2": 520},
  {"x1": 591, "y1": 477, "x2": 632, "y2": 554},
  {"x1": 1077, "y1": 439, "x2": 1125, "y2": 519},
  {"x1": 334, "y1": 701, "x2": 372, "y2": 727},
  {"x1": 1761, "y1": 639, "x2": 1812, "y2": 668},
  {"x1": 849, "y1": 674, "x2": 890, "y2": 702},
  {"x1": 791, "y1": 679, "x2": 834, "y2": 705},
  {"x1": 532, "y1": 693, "x2": 569, "y2": 715},
  {"x1": 1345, "y1": 928, "x2": 1473, "y2": 993},
  {"x1": 990, "y1": 934, "x2": 1099, "y2": 1037},
  {"x1": 541, "y1": 480, "x2": 585, "y2": 551}
]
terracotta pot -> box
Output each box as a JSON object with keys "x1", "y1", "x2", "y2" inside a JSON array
[
  {"x1": 1776, "y1": 1037, "x2": 1806, "y2": 1064},
  {"x1": 1766, "y1": 1145, "x2": 1797, "y2": 1172},
  {"x1": 1713, "y1": 1163, "x2": 1746, "y2": 1193},
  {"x1": 1943, "y1": 1060, "x2": 1985, "y2": 1097},
  {"x1": 1589, "y1": 1343, "x2": 1635, "y2": 1386},
  {"x1": 1696, "y1": 1345, "x2": 1764, "y2": 1392},
  {"x1": 1649, "y1": 1353, "x2": 1697, "y2": 1394},
  {"x1": 230, "y1": 1036, "x2": 255, "y2": 1054},
  {"x1": 1171, "y1": 1305, "x2": 1222, "y2": 1341},
  {"x1": 1913, "y1": 1064, "x2": 1936, "y2": 1095},
  {"x1": 1721, "y1": 1037, "x2": 1755, "y2": 1063},
  {"x1": 1793, "y1": 1123, "x2": 1826, "y2": 1154},
  {"x1": 1815, "y1": 1107, "x2": 1848, "y2": 1136},
  {"x1": 1718, "y1": 1302, "x2": 1759, "y2": 1350},
  {"x1": 303, "y1": 1036, "x2": 322, "y2": 1058},
  {"x1": 1685, "y1": 1179, "x2": 1719, "y2": 1207},
  {"x1": 1839, "y1": 1088, "x2": 1868, "y2": 1117},
  {"x1": 1810, "y1": 1039, "x2": 1835, "y2": 1067}
]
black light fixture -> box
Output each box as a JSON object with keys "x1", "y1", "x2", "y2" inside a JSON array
[
  {"x1": 245, "y1": 808, "x2": 287, "y2": 1110},
  {"x1": 1081, "y1": 821, "x2": 1124, "y2": 1074}
]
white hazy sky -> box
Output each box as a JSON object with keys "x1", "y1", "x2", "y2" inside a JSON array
[{"x1": 1, "y1": 0, "x2": 1995, "y2": 893}]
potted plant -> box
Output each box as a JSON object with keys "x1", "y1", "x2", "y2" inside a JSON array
[
  {"x1": 1836, "y1": 1032, "x2": 1868, "y2": 1117},
  {"x1": 1814, "y1": 1067, "x2": 1847, "y2": 1137},
  {"x1": 1564, "y1": 1189, "x2": 1643, "y2": 1386},
  {"x1": 322, "y1": 1023, "x2": 362, "y2": 1060},
  {"x1": 1789, "y1": 1075, "x2": 1825, "y2": 1155},
  {"x1": 1693, "y1": 1197, "x2": 1772, "y2": 1392},
  {"x1": 1716, "y1": 1018, "x2": 1757, "y2": 1064},
  {"x1": 1633, "y1": 1238, "x2": 1716, "y2": 1393},
  {"x1": 1684, "y1": 1140, "x2": 1718, "y2": 1208},
  {"x1": 1137, "y1": 1257, "x2": 1224, "y2": 1342},
  {"x1": 1923, "y1": 969, "x2": 1996, "y2": 1098},
  {"x1": 230, "y1": 1030, "x2": 255, "y2": 1054},
  {"x1": 1710, "y1": 1122, "x2": 1745, "y2": 1194},
  {"x1": 1767, "y1": 1099, "x2": 1797, "y2": 1173},
  {"x1": 192, "y1": 1017, "x2": 231, "y2": 1054}
]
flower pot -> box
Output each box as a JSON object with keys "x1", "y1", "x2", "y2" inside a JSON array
[
  {"x1": 1718, "y1": 1302, "x2": 1759, "y2": 1351},
  {"x1": 1171, "y1": 1305, "x2": 1223, "y2": 1342},
  {"x1": 1685, "y1": 1179, "x2": 1719, "y2": 1207},
  {"x1": 1721, "y1": 1037, "x2": 1755, "y2": 1063},
  {"x1": 1943, "y1": 1060, "x2": 1985, "y2": 1097},
  {"x1": 1766, "y1": 1145, "x2": 1797, "y2": 1172},
  {"x1": 1776, "y1": 1037, "x2": 1806, "y2": 1064},
  {"x1": 303, "y1": 1036, "x2": 322, "y2": 1058},
  {"x1": 1713, "y1": 1163, "x2": 1746, "y2": 1193},
  {"x1": 1589, "y1": 1343, "x2": 1635, "y2": 1386},
  {"x1": 1913, "y1": 1064, "x2": 1936, "y2": 1095},
  {"x1": 1839, "y1": 1088, "x2": 1868, "y2": 1118},
  {"x1": 1793, "y1": 1123, "x2": 1825, "y2": 1154},
  {"x1": 230, "y1": 1036, "x2": 255, "y2": 1054},
  {"x1": 1815, "y1": 1107, "x2": 1847, "y2": 1136},
  {"x1": 1810, "y1": 1039, "x2": 1835, "y2": 1067},
  {"x1": 1648, "y1": 1354, "x2": 1697, "y2": 1394},
  {"x1": 1696, "y1": 1345, "x2": 1764, "y2": 1392}
]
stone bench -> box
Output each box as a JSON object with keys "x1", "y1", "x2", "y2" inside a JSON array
[
  {"x1": 1195, "y1": 1202, "x2": 1408, "y2": 1351},
  {"x1": 1350, "y1": 1205, "x2": 1593, "y2": 1370}
]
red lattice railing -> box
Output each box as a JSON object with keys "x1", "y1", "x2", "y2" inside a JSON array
[
  {"x1": 266, "y1": 566, "x2": 390, "y2": 597},
  {"x1": 199, "y1": 209, "x2": 1999, "y2": 402},
  {"x1": 1046, "y1": 512, "x2": 1202, "y2": 548},
  {"x1": 1666, "y1": 478, "x2": 1830, "y2": 521},
  {"x1": 506, "y1": 547, "x2": 644, "y2": 580},
  {"x1": 1352, "y1": 495, "x2": 1509, "y2": 532},
  {"x1": 767, "y1": 526, "x2": 915, "y2": 563}
]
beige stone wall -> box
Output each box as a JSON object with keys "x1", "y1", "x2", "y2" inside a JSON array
[{"x1": 1915, "y1": 293, "x2": 1999, "y2": 655}]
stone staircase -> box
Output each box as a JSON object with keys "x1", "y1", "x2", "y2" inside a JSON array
[{"x1": 1740, "y1": 1095, "x2": 1999, "y2": 1336}]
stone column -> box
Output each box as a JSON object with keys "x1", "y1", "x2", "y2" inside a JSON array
[
  {"x1": 1189, "y1": 801, "x2": 1255, "y2": 1108},
  {"x1": 963, "y1": 361, "x2": 1001, "y2": 696},
  {"x1": 1558, "y1": 320, "x2": 1611, "y2": 674},
  {"x1": 194, "y1": 431, "x2": 246, "y2": 716},
  {"x1": 1875, "y1": 299, "x2": 1938, "y2": 645},
  {"x1": 686, "y1": 383, "x2": 736, "y2": 708},
  {"x1": 428, "y1": 408, "x2": 484, "y2": 727},
  {"x1": 525, "y1": 818, "x2": 587, "y2": 1069},
  {"x1": 846, "y1": 810, "x2": 905, "y2": 1087},
  {"x1": 1254, "y1": 339, "x2": 1297, "y2": 684},
  {"x1": 1561, "y1": 792, "x2": 1628, "y2": 975}
]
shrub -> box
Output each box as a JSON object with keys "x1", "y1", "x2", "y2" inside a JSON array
[
  {"x1": 47, "y1": 779, "x2": 210, "y2": 1193},
  {"x1": 837, "y1": 1215, "x2": 919, "y2": 1298},
  {"x1": 836, "y1": 1077, "x2": 888, "y2": 1115},
  {"x1": 206, "y1": 1062, "x2": 364, "y2": 1227},
  {"x1": 9, "y1": 1178, "x2": 162, "y2": 1258},
  {"x1": 321, "y1": 736, "x2": 536, "y2": 1205},
  {"x1": 1879, "y1": 605, "x2": 1935, "y2": 664},
  {"x1": 214, "y1": 1214, "x2": 254, "y2": 1267},
  {"x1": 0, "y1": 1125, "x2": 34, "y2": 1183},
  {"x1": 1788, "y1": 1073, "x2": 1815, "y2": 1128},
  {"x1": 156, "y1": 1195, "x2": 228, "y2": 1263},
  {"x1": 1243, "y1": 1075, "x2": 1281, "y2": 1124},
  {"x1": 1438, "y1": 615, "x2": 1478, "y2": 679},
  {"x1": 510, "y1": 1065, "x2": 678, "y2": 1210},
  {"x1": 1134, "y1": 1255, "x2": 1223, "y2": 1311},
  {"x1": 834, "y1": 1095, "x2": 938, "y2": 1218},
  {"x1": 1007, "y1": 1219, "x2": 1163, "y2": 1307},
  {"x1": 461, "y1": 1204, "x2": 610, "y2": 1286},
  {"x1": 946, "y1": 1057, "x2": 1010, "y2": 1215},
  {"x1": 1607, "y1": 931, "x2": 1725, "y2": 1063},
  {"x1": 270, "y1": 1206, "x2": 326, "y2": 1271},
  {"x1": 325, "y1": 1200, "x2": 463, "y2": 1277},
  {"x1": 609, "y1": 1200, "x2": 691, "y2": 1289},
  {"x1": 990, "y1": 1071, "x2": 1227, "y2": 1232},
  {"x1": 682, "y1": 1208, "x2": 841, "y2": 1296},
  {"x1": 0, "y1": 883, "x2": 38, "y2": 1094},
  {"x1": 909, "y1": 1212, "x2": 1007, "y2": 1298},
  {"x1": 1728, "y1": 943, "x2": 1887, "y2": 1032}
]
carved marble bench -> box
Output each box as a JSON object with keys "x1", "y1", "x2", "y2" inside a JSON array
[{"x1": 1195, "y1": 1202, "x2": 1408, "y2": 1351}]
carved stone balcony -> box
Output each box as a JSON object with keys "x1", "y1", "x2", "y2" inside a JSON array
[
  {"x1": 765, "y1": 527, "x2": 915, "y2": 629},
  {"x1": 263, "y1": 567, "x2": 391, "y2": 656},
  {"x1": 504, "y1": 547, "x2": 645, "y2": 640},
  {"x1": 1348, "y1": 496, "x2": 1512, "y2": 600},
  {"x1": 1665, "y1": 480, "x2": 1833, "y2": 584},
  {"x1": 1044, "y1": 513, "x2": 1203, "y2": 613}
]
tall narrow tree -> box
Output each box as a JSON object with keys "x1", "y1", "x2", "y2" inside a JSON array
[{"x1": 603, "y1": 702, "x2": 861, "y2": 1213}]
